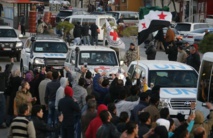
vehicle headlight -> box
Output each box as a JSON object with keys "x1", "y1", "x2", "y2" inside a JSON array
[
  {"x1": 34, "y1": 58, "x2": 45, "y2": 64},
  {"x1": 16, "y1": 41, "x2": 23, "y2": 47},
  {"x1": 159, "y1": 99, "x2": 170, "y2": 108}
]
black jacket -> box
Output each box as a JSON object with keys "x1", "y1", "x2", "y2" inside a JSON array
[
  {"x1": 7, "y1": 76, "x2": 23, "y2": 115},
  {"x1": 90, "y1": 24, "x2": 98, "y2": 37},
  {"x1": 96, "y1": 122, "x2": 121, "y2": 138},
  {"x1": 32, "y1": 116, "x2": 61, "y2": 138},
  {"x1": 58, "y1": 96, "x2": 81, "y2": 127},
  {"x1": 73, "y1": 24, "x2": 82, "y2": 38},
  {"x1": 186, "y1": 52, "x2": 201, "y2": 72},
  {"x1": 45, "y1": 79, "x2": 60, "y2": 104},
  {"x1": 0, "y1": 62, "x2": 13, "y2": 92},
  {"x1": 145, "y1": 45, "x2": 156, "y2": 60},
  {"x1": 82, "y1": 25, "x2": 89, "y2": 36},
  {"x1": 155, "y1": 29, "x2": 164, "y2": 42},
  {"x1": 139, "y1": 124, "x2": 151, "y2": 138},
  {"x1": 166, "y1": 44, "x2": 178, "y2": 61}
]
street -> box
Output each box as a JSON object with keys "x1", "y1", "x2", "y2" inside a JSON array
[{"x1": 0, "y1": 37, "x2": 169, "y2": 137}]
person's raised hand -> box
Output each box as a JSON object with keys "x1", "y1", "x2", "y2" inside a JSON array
[
  {"x1": 58, "y1": 114, "x2": 63, "y2": 123},
  {"x1": 206, "y1": 102, "x2": 213, "y2": 110}
]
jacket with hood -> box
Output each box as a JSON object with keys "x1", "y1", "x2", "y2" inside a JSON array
[
  {"x1": 190, "y1": 110, "x2": 213, "y2": 138},
  {"x1": 55, "y1": 77, "x2": 68, "y2": 109},
  {"x1": 85, "y1": 104, "x2": 108, "y2": 138}
]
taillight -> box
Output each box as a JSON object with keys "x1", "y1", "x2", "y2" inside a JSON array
[{"x1": 187, "y1": 36, "x2": 193, "y2": 38}]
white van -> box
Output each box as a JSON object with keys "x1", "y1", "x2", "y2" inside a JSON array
[
  {"x1": 64, "y1": 45, "x2": 124, "y2": 83},
  {"x1": 64, "y1": 15, "x2": 116, "y2": 41},
  {"x1": 106, "y1": 11, "x2": 139, "y2": 26},
  {"x1": 174, "y1": 22, "x2": 211, "y2": 36},
  {"x1": 127, "y1": 60, "x2": 198, "y2": 116}
]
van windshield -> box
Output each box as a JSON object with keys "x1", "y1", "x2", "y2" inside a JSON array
[
  {"x1": 79, "y1": 51, "x2": 118, "y2": 66},
  {"x1": 148, "y1": 70, "x2": 198, "y2": 87},
  {"x1": 175, "y1": 24, "x2": 191, "y2": 31}
]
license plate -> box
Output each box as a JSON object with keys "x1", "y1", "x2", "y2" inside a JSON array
[{"x1": 3, "y1": 48, "x2": 11, "y2": 50}]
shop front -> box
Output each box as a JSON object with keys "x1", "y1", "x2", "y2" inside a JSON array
[{"x1": 1, "y1": 0, "x2": 42, "y2": 29}]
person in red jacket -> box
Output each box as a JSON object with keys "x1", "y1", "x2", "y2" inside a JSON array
[{"x1": 85, "y1": 104, "x2": 108, "y2": 138}]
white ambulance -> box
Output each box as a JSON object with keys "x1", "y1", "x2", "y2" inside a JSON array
[{"x1": 127, "y1": 60, "x2": 198, "y2": 116}]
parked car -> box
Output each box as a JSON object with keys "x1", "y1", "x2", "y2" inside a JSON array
[
  {"x1": 174, "y1": 22, "x2": 211, "y2": 36},
  {"x1": 182, "y1": 28, "x2": 213, "y2": 45},
  {"x1": 194, "y1": 28, "x2": 213, "y2": 44},
  {"x1": 205, "y1": 15, "x2": 213, "y2": 24},
  {"x1": 106, "y1": 11, "x2": 139, "y2": 26}
]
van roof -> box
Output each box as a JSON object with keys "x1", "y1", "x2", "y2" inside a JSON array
[
  {"x1": 70, "y1": 45, "x2": 116, "y2": 52},
  {"x1": 131, "y1": 60, "x2": 194, "y2": 70},
  {"x1": 202, "y1": 52, "x2": 213, "y2": 62},
  {"x1": 66, "y1": 14, "x2": 114, "y2": 18}
]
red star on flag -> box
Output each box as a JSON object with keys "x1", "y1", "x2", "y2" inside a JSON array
[
  {"x1": 158, "y1": 12, "x2": 167, "y2": 20},
  {"x1": 110, "y1": 31, "x2": 118, "y2": 41},
  {"x1": 142, "y1": 23, "x2": 146, "y2": 28}
]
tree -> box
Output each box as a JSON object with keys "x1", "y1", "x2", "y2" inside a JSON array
[
  {"x1": 56, "y1": 21, "x2": 74, "y2": 42},
  {"x1": 199, "y1": 34, "x2": 213, "y2": 53}
]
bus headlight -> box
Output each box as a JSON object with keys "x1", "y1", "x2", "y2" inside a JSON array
[{"x1": 34, "y1": 58, "x2": 45, "y2": 65}]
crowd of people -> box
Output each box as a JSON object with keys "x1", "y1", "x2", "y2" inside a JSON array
[
  {"x1": 0, "y1": 55, "x2": 213, "y2": 138},
  {"x1": 141, "y1": 27, "x2": 201, "y2": 72}
]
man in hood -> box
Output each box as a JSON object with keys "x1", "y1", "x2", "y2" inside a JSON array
[
  {"x1": 55, "y1": 77, "x2": 69, "y2": 109},
  {"x1": 85, "y1": 104, "x2": 108, "y2": 138},
  {"x1": 58, "y1": 86, "x2": 80, "y2": 138}
]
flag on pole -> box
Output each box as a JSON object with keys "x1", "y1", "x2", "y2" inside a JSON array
[
  {"x1": 138, "y1": 6, "x2": 172, "y2": 45},
  {"x1": 105, "y1": 19, "x2": 125, "y2": 49}
]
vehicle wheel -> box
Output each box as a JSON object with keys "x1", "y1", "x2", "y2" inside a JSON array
[{"x1": 16, "y1": 53, "x2": 20, "y2": 62}]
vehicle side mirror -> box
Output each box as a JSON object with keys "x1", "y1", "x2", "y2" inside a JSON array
[{"x1": 25, "y1": 48, "x2": 30, "y2": 53}]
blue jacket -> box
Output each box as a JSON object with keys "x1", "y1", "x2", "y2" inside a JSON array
[{"x1": 93, "y1": 73, "x2": 109, "y2": 104}]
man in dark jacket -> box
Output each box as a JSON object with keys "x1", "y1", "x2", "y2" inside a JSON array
[
  {"x1": 145, "y1": 41, "x2": 156, "y2": 60},
  {"x1": 19, "y1": 13, "x2": 26, "y2": 36},
  {"x1": 73, "y1": 22, "x2": 82, "y2": 45},
  {"x1": 82, "y1": 22, "x2": 90, "y2": 45},
  {"x1": 44, "y1": 70, "x2": 60, "y2": 137},
  {"x1": 0, "y1": 58, "x2": 14, "y2": 128},
  {"x1": 186, "y1": 46, "x2": 201, "y2": 72},
  {"x1": 165, "y1": 42, "x2": 178, "y2": 61},
  {"x1": 132, "y1": 92, "x2": 150, "y2": 122},
  {"x1": 138, "y1": 112, "x2": 151, "y2": 138},
  {"x1": 31, "y1": 105, "x2": 63, "y2": 138},
  {"x1": 90, "y1": 23, "x2": 99, "y2": 45},
  {"x1": 96, "y1": 110, "x2": 121, "y2": 138},
  {"x1": 58, "y1": 86, "x2": 81, "y2": 138}
]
